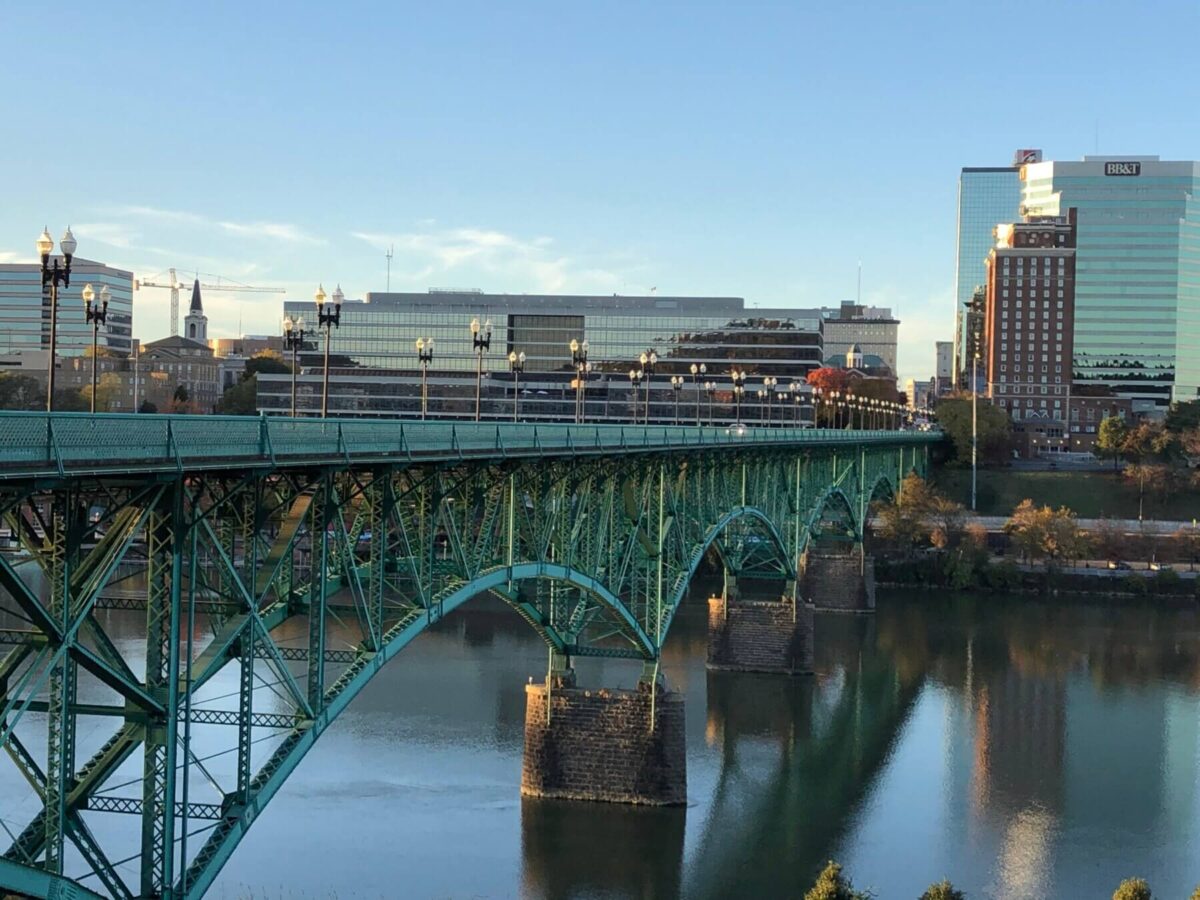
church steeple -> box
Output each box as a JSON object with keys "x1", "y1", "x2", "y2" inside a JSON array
[{"x1": 184, "y1": 279, "x2": 208, "y2": 342}]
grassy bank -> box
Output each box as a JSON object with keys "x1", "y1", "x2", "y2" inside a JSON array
[{"x1": 933, "y1": 468, "x2": 1200, "y2": 521}]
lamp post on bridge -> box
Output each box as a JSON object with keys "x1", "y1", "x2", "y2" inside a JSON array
[
  {"x1": 315, "y1": 283, "x2": 343, "y2": 419},
  {"x1": 689, "y1": 362, "x2": 706, "y2": 425},
  {"x1": 763, "y1": 376, "x2": 777, "y2": 426},
  {"x1": 730, "y1": 369, "x2": 746, "y2": 425},
  {"x1": 471, "y1": 317, "x2": 493, "y2": 422},
  {"x1": 639, "y1": 350, "x2": 657, "y2": 423},
  {"x1": 670, "y1": 375, "x2": 683, "y2": 424},
  {"x1": 628, "y1": 368, "x2": 644, "y2": 424},
  {"x1": 81, "y1": 283, "x2": 110, "y2": 414},
  {"x1": 508, "y1": 349, "x2": 526, "y2": 422},
  {"x1": 570, "y1": 339, "x2": 589, "y2": 423},
  {"x1": 37, "y1": 227, "x2": 77, "y2": 412},
  {"x1": 283, "y1": 314, "x2": 307, "y2": 417},
  {"x1": 416, "y1": 337, "x2": 434, "y2": 420},
  {"x1": 704, "y1": 380, "x2": 716, "y2": 425}
]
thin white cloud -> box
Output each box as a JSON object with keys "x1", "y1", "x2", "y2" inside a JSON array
[
  {"x1": 0, "y1": 251, "x2": 22, "y2": 264},
  {"x1": 74, "y1": 222, "x2": 141, "y2": 249},
  {"x1": 108, "y1": 205, "x2": 324, "y2": 245},
  {"x1": 351, "y1": 226, "x2": 625, "y2": 294}
]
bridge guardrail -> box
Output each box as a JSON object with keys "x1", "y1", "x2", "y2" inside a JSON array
[{"x1": 0, "y1": 412, "x2": 940, "y2": 479}]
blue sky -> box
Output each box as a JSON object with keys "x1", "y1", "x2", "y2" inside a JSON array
[{"x1": 2, "y1": 1, "x2": 1197, "y2": 381}]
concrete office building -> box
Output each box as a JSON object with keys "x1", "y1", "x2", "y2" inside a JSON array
[
  {"x1": 819, "y1": 301, "x2": 899, "y2": 378},
  {"x1": 258, "y1": 291, "x2": 824, "y2": 421},
  {"x1": 952, "y1": 152, "x2": 1035, "y2": 386},
  {"x1": 934, "y1": 341, "x2": 953, "y2": 395},
  {"x1": 0, "y1": 257, "x2": 135, "y2": 358},
  {"x1": 1021, "y1": 156, "x2": 1200, "y2": 411}
]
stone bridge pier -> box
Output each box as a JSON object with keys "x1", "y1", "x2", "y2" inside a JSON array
[
  {"x1": 705, "y1": 591, "x2": 815, "y2": 675},
  {"x1": 799, "y1": 544, "x2": 876, "y2": 613},
  {"x1": 520, "y1": 659, "x2": 687, "y2": 806}
]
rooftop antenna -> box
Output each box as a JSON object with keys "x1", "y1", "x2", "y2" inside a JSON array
[{"x1": 386, "y1": 244, "x2": 394, "y2": 292}]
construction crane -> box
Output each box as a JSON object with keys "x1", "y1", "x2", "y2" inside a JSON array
[{"x1": 134, "y1": 268, "x2": 287, "y2": 336}]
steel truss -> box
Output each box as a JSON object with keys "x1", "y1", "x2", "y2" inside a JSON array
[{"x1": 0, "y1": 434, "x2": 928, "y2": 898}]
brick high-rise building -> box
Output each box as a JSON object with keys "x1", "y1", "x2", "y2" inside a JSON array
[{"x1": 983, "y1": 209, "x2": 1077, "y2": 454}]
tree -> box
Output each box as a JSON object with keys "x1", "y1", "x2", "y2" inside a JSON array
[
  {"x1": 1164, "y1": 398, "x2": 1200, "y2": 433},
  {"x1": 173, "y1": 385, "x2": 190, "y2": 404},
  {"x1": 927, "y1": 495, "x2": 966, "y2": 550},
  {"x1": 1004, "y1": 500, "x2": 1088, "y2": 567},
  {"x1": 0, "y1": 373, "x2": 45, "y2": 410},
  {"x1": 81, "y1": 372, "x2": 121, "y2": 413},
  {"x1": 1174, "y1": 525, "x2": 1200, "y2": 571},
  {"x1": 849, "y1": 377, "x2": 901, "y2": 405},
  {"x1": 806, "y1": 367, "x2": 851, "y2": 395},
  {"x1": 1112, "y1": 878, "x2": 1152, "y2": 900},
  {"x1": 1096, "y1": 416, "x2": 1129, "y2": 473},
  {"x1": 920, "y1": 881, "x2": 966, "y2": 900},
  {"x1": 874, "y1": 472, "x2": 937, "y2": 556},
  {"x1": 138, "y1": 400, "x2": 158, "y2": 414},
  {"x1": 52, "y1": 389, "x2": 88, "y2": 412},
  {"x1": 934, "y1": 397, "x2": 1012, "y2": 466},
  {"x1": 244, "y1": 350, "x2": 292, "y2": 379},
  {"x1": 217, "y1": 376, "x2": 259, "y2": 415},
  {"x1": 804, "y1": 861, "x2": 871, "y2": 900}
]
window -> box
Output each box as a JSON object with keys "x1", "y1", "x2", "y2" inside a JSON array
[
  {"x1": 1055, "y1": 365, "x2": 1061, "y2": 373},
  {"x1": 1055, "y1": 386, "x2": 1062, "y2": 395}
]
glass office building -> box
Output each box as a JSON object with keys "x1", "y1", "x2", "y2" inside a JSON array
[
  {"x1": 259, "y1": 291, "x2": 824, "y2": 421},
  {"x1": 954, "y1": 166, "x2": 1022, "y2": 384},
  {"x1": 0, "y1": 257, "x2": 135, "y2": 357},
  {"x1": 1022, "y1": 156, "x2": 1200, "y2": 410}
]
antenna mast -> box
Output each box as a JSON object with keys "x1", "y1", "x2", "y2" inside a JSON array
[{"x1": 386, "y1": 244, "x2": 394, "y2": 292}]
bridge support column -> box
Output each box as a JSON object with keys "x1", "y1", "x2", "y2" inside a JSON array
[
  {"x1": 706, "y1": 594, "x2": 813, "y2": 674},
  {"x1": 800, "y1": 545, "x2": 876, "y2": 612},
  {"x1": 521, "y1": 668, "x2": 686, "y2": 806}
]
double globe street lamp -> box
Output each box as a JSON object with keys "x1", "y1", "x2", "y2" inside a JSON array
[
  {"x1": 570, "y1": 339, "x2": 589, "y2": 423},
  {"x1": 416, "y1": 337, "x2": 435, "y2": 420},
  {"x1": 314, "y1": 284, "x2": 344, "y2": 419},
  {"x1": 81, "y1": 284, "x2": 111, "y2": 413},
  {"x1": 471, "y1": 317, "x2": 493, "y2": 422},
  {"x1": 730, "y1": 369, "x2": 747, "y2": 425},
  {"x1": 670, "y1": 375, "x2": 684, "y2": 424},
  {"x1": 689, "y1": 362, "x2": 707, "y2": 425},
  {"x1": 628, "y1": 368, "x2": 644, "y2": 424},
  {"x1": 37, "y1": 227, "x2": 77, "y2": 411},
  {"x1": 283, "y1": 314, "x2": 307, "y2": 417},
  {"x1": 508, "y1": 349, "x2": 526, "y2": 422},
  {"x1": 639, "y1": 350, "x2": 658, "y2": 422}
]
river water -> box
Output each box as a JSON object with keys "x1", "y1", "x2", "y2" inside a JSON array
[
  {"x1": 206, "y1": 592, "x2": 1200, "y2": 899},
  {"x1": 4, "y1": 589, "x2": 1200, "y2": 898}
]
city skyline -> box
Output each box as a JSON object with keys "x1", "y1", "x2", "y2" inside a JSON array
[{"x1": 2, "y1": 2, "x2": 1197, "y2": 384}]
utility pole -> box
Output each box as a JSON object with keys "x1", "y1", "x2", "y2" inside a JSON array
[{"x1": 971, "y1": 353, "x2": 978, "y2": 511}]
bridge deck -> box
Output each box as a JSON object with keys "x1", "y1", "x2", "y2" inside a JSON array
[{"x1": 0, "y1": 413, "x2": 938, "y2": 479}]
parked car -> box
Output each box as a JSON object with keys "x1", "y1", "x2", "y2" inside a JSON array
[{"x1": 1107, "y1": 560, "x2": 1132, "y2": 571}]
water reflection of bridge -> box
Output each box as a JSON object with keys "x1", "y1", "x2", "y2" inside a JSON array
[{"x1": 518, "y1": 611, "x2": 926, "y2": 900}]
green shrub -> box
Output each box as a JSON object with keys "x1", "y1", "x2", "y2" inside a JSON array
[
  {"x1": 1152, "y1": 568, "x2": 1182, "y2": 592},
  {"x1": 1121, "y1": 573, "x2": 1149, "y2": 596},
  {"x1": 804, "y1": 860, "x2": 872, "y2": 900},
  {"x1": 1112, "y1": 877, "x2": 1151, "y2": 900},
  {"x1": 982, "y1": 560, "x2": 1021, "y2": 591},
  {"x1": 919, "y1": 880, "x2": 966, "y2": 900}
]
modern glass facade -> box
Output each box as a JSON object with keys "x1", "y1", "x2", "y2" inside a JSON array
[
  {"x1": 955, "y1": 167, "x2": 1021, "y2": 382},
  {"x1": 1022, "y1": 157, "x2": 1200, "y2": 409},
  {"x1": 260, "y1": 291, "x2": 823, "y2": 422},
  {"x1": 0, "y1": 257, "x2": 134, "y2": 357}
]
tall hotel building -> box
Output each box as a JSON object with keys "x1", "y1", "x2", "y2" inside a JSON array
[
  {"x1": 952, "y1": 150, "x2": 1036, "y2": 386},
  {"x1": 1021, "y1": 156, "x2": 1200, "y2": 411},
  {"x1": 983, "y1": 210, "x2": 1077, "y2": 442}
]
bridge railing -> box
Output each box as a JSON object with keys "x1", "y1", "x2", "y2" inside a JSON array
[{"x1": 0, "y1": 412, "x2": 939, "y2": 479}]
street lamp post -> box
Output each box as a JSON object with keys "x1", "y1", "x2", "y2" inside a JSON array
[
  {"x1": 971, "y1": 352, "x2": 979, "y2": 511},
  {"x1": 639, "y1": 350, "x2": 658, "y2": 423},
  {"x1": 283, "y1": 315, "x2": 307, "y2": 417},
  {"x1": 628, "y1": 368, "x2": 644, "y2": 424},
  {"x1": 730, "y1": 369, "x2": 746, "y2": 425},
  {"x1": 704, "y1": 381, "x2": 716, "y2": 425},
  {"x1": 81, "y1": 284, "x2": 110, "y2": 413},
  {"x1": 416, "y1": 337, "x2": 434, "y2": 420},
  {"x1": 471, "y1": 317, "x2": 493, "y2": 422},
  {"x1": 315, "y1": 284, "x2": 343, "y2": 419},
  {"x1": 670, "y1": 375, "x2": 683, "y2": 424},
  {"x1": 763, "y1": 376, "x2": 777, "y2": 425},
  {"x1": 508, "y1": 350, "x2": 526, "y2": 422},
  {"x1": 690, "y1": 362, "x2": 707, "y2": 425},
  {"x1": 756, "y1": 388, "x2": 767, "y2": 426},
  {"x1": 570, "y1": 339, "x2": 589, "y2": 423},
  {"x1": 37, "y1": 227, "x2": 77, "y2": 411}
]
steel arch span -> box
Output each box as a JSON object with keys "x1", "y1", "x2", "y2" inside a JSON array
[{"x1": 0, "y1": 414, "x2": 936, "y2": 898}]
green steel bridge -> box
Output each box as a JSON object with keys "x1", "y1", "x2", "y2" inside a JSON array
[{"x1": 0, "y1": 412, "x2": 936, "y2": 899}]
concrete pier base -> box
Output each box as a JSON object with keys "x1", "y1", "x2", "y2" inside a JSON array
[
  {"x1": 706, "y1": 595, "x2": 814, "y2": 674},
  {"x1": 521, "y1": 681, "x2": 686, "y2": 806},
  {"x1": 800, "y1": 548, "x2": 876, "y2": 612}
]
